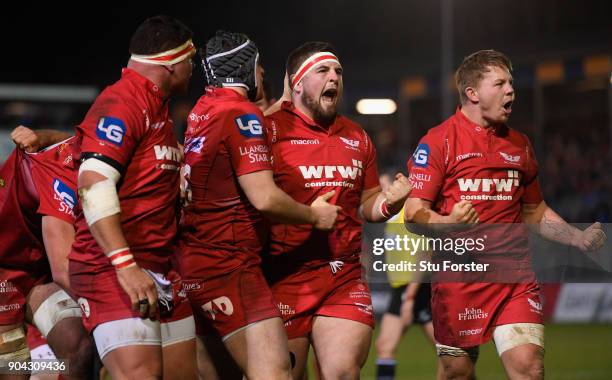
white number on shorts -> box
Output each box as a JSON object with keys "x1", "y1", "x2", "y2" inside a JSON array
[{"x1": 202, "y1": 296, "x2": 234, "y2": 320}]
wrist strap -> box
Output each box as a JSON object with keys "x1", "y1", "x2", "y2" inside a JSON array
[
  {"x1": 380, "y1": 200, "x2": 394, "y2": 219},
  {"x1": 107, "y1": 247, "x2": 136, "y2": 270}
]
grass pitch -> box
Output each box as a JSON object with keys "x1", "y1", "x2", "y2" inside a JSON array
[{"x1": 305, "y1": 323, "x2": 612, "y2": 379}]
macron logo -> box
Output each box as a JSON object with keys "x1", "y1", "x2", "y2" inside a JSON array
[
  {"x1": 457, "y1": 170, "x2": 520, "y2": 192},
  {"x1": 299, "y1": 160, "x2": 363, "y2": 180}
]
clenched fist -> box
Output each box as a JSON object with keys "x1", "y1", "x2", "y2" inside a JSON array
[
  {"x1": 11, "y1": 125, "x2": 40, "y2": 152},
  {"x1": 384, "y1": 173, "x2": 412, "y2": 213},
  {"x1": 311, "y1": 190, "x2": 342, "y2": 231},
  {"x1": 573, "y1": 222, "x2": 606, "y2": 252},
  {"x1": 447, "y1": 200, "x2": 479, "y2": 224}
]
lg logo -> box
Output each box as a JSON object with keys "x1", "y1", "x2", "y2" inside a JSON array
[
  {"x1": 235, "y1": 114, "x2": 263, "y2": 138},
  {"x1": 202, "y1": 296, "x2": 234, "y2": 320},
  {"x1": 96, "y1": 116, "x2": 126, "y2": 146},
  {"x1": 413, "y1": 143, "x2": 430, "y2": 168},
  {"x1": 53, "y1": 178, "x2": 76, "y2": 212}
]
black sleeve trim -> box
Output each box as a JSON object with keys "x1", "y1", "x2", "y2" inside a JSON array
[{"x1": 80, "y1": 152, "x2": 124, "y2": 174}]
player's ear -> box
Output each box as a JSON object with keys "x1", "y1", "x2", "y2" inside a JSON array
[
  {"x1": 465, "y1": 86, "x2": 478, "y2": 103},
  {"x1": 291, "y1": 76, "x2": 302, "y2": 94}
]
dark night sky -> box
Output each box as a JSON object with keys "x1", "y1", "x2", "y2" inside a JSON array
[{"x1": 2, "y1": 0, "x2": 611, "y2": 100}]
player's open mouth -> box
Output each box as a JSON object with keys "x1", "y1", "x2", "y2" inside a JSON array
[
  {"x1": 503, "y1": 100, "x2": 513, "y2": 113},
  {"x1": 321, "y1": 88, "x2": 338, "y2": 105}
]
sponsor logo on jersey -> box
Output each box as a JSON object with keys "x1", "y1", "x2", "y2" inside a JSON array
[
  {"x1": 457, "y1": 170, "x2": 520, "y2": 201},
  {"x1": 290, "y1": 139, "x2": 320, "y2": 145},
  {"x1": 202, "y1": 296, "x2": 234, "y2": 320},
  {"x1": 408, "y1": 173, "x2": 432, "y2": 190},
  {"x1": 0, "y1": 303, "x2": 20, "y2": 313},
  {"x1": 185, "y1": 137, "x2": 205, "y2": 154},
  {"x1": 239, "y1": 144, "x2": 269, "y2": 164},
  {"x1": 53, "y1": 178, "x2": 76, "y2": 213},
  {"x1": 298, "y1": 160, "x2": 363, "y2": 188},
  {"x1": 459, "y1": 328, "x2": 483, "y2": 336},
  {"x1": 500, "y1": 152, "x2": 521, "y2": 164},
  {"x1": 456, "y1": 152, "x2": 483, "y2": 162},
  {"x1": 154, "y1": 145, "x2": 182, "y2": 171},
  {"x1": 0, "y1": 281, "x2": 17, "y2": 294},
  {"x1": 96, "y1": 116, "x2": 126, "y2": 146},
  {"x1": 412, "y1": 143, "x2": 430, "y2": 168},
  {"x1": 154, "y1": 145, "x2": 182, "y2": 162},
  {"x1": 235, "y1": 114, "x2": 263, "y2": 138},
  {"x1": 340, "y1": 137, "x2": 360, "y2": 151},
  {"x1": 458, "y1": 307, "x2": 489, "y2": 321},
  {"x1": 189, "y1": 112, "x2": 210, "y2": 122}
]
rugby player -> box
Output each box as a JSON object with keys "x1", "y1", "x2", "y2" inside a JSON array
[
  {"x1": 68, "y1": 15, "x2": 198, "y2": 379},
  {"x1": 178, "y1": 31, "x2": 340, "y2": 380},
  {"x1": 263, "y1": 41, "x2": 412, "y2": 379},
  {"x1": 404, "y1": 49, "x2": 606, "y2": 380}
]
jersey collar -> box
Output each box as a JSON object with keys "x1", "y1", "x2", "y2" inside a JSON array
[
  {"x1": 455, "y1": 107, "x2": 507, "y2": 136},
  {"x1": 121, "y1": 68, "x2": 167, "y2": 100},
  {"x1": 204, "y1": 86, "x2": 248, "y2": 101}
]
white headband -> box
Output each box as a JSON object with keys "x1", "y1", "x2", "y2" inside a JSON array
[
  {"x1": 291, "y1": 51, "x2": 341, "y2": 87},
  {"x1": 130, "y1": 39, "x2": 195, "y2": 66}
]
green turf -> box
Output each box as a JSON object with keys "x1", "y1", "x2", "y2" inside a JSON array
[{"x1": 308, "y1": 323, "x2": 612, "y2": 379}]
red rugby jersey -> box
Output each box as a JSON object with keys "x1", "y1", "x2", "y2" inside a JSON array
[
  {"x1": 265, "y1": 102, "x2": 380, "y2": 266},
  {"x1": 408, "y1": 108, "x2": 542, "y2": 220},
  {"x1": 177, "y1": 87, "x2": 272, "y2": 276},
  {"x1": 70, "y1": 68, "x2": 180, "y2": 274},
  {"x1": 0, "y1": 138, "x2": 77, "y2": 269},
  {"x1": 407, "y1": 108, "x2": 543, "y2": 270}
]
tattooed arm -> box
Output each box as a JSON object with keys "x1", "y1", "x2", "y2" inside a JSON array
[{"x1": 522, "y1": 201, "x2": 606, "y2": 252}]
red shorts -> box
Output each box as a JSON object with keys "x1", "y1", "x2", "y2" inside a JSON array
[
  {"x1": 183, "y1": 264, "x2": 279, "y2": 338},
  {"x1": 69, "y1": 266, "x2": 193, "y2": 333},
  {"x1": 268, "y1": 260, "x2": 375, "y2": 339},
  {"x1": 432, "y1": 282, "x2": 543, "y2": 347},
  {"x1": 0, "y1": 268, "x2": 49, "y2": 325}
]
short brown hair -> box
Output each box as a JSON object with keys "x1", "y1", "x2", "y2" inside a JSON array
[
  {"x1": 455, "y1": 50, "x2": 512, "y2": 104},
  {"x1": 286, "y1": 41, "x2": 338, "y2": 88},
  {"x1": 129, "y1": 15, "x2": 192, "y2": 55}
]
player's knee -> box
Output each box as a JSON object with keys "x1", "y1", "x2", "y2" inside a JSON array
[
  {"x1": 441, "y1": 363, "x2": 476, "y2": 380},
  {"x1": 247, "y1": 367, "x2": 291, "y2": 380},
  {"x1": 320, "y1": 361, "x2": 361, "y2": 380},
  {"x1": 510, "y1": 354, "x2": 544, "y2": 380},
  {"x1": 0, "y1": 326, "x2": 30, "y2": 362},
  {"x1": 112, "y1": 358, "x2": 162, "y2": 380},
  {"x1": 65, "y1": 332, "x2": 94, "y2": 376}
]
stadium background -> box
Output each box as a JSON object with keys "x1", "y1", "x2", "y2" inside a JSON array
[{"x1": 1, "y1": 1, "x2": 610, "y2": 378}]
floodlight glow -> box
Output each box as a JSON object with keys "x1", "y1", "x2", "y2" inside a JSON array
[{"x1": 356, "y1": 99, "x2": 397, "y2": 115}]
